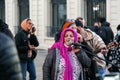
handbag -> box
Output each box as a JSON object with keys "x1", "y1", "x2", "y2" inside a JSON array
[{"x1": 31, "y1": 50, "x2": 37, "y2": 59}]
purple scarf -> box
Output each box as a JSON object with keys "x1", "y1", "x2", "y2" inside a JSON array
[{"x1": 51, "y1": 28, "x2": 78, "y2": 80}]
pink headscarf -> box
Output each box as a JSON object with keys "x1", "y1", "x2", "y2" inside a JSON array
[
  {"x1": 21, "y1": 18, "x2": 31, "y2": 31},
  {"x1": 51, "y1": 28, "x2": 78, "y2": 80}
]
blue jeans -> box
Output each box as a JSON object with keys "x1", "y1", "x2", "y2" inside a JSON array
[
  {"x1": 21, "y1": 62, "x2": 27, "y2": 80},
  {"x1": 20, "y1": 59, "x2": 36, "y2": 80},
  {"x1": 99, "y1": 67, "x2": 106, "y2": 80},
  {"x1": 27, "y1": 58, "x2": 36, "y2": 80}
]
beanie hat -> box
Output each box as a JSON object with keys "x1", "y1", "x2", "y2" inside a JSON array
[
  {"x1": 62, "y1": 21, "x2": 74, "y2": 30},
  {"x1": 99, "y1": 17, "x2": 106, "y2": 23},
  {"x1": 75, "y1": 20, "x2": 83, "y2": 27}
]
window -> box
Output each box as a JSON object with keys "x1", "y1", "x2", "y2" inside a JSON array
[
  {"x1": 47, "y1": 0, "x2": 66, "y2": 37},
  {"x1": 0, "y1": 0, "x2": 5, "y2": 21},
  {"x1": 86, "y1": 0, "x2": 106, "y2": 26},
  {"x1": 18, "y1": 0, "x2": 29, "y2": 24}
]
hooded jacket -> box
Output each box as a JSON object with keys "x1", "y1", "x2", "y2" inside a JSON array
[{"x1": 99, "y1": 21, "x2": 114, "y2": 45}]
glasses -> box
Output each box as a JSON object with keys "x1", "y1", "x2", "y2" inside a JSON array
[
  {"x1": 27, "y1": 22, "x2": 34, "y2": 26},
  {"x1": 28, "y1": 22, "x2": 33, "y2": 25}
]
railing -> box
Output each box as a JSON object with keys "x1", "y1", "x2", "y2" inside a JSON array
[
  {"x1": 46, "y1": 26, "x2": 61, "y2": 37},
  {"x1": 86, "y1": 0, "x2": 106, "y2": 26}
]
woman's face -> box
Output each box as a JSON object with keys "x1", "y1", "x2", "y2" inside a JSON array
[
  {"x1": 64, "y1": 31, "x2": 74, "y2": 46},
  {"x1": 26, "y1": 20, "x2": 33, "y2": 31}
]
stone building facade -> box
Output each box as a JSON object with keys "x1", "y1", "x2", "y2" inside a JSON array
[{"x1": 2, "y1": 0, "x2": 120, "y2": 49}]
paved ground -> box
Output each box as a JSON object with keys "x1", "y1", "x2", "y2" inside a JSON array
[
  {"x1": 26, "y1": 49, "x2": 120, "y2": 80},
  {"x1": 27, "y1": 49, "x2": 48, "y2": 80}
]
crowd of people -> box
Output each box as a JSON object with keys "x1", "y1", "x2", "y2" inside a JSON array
[
  {"x1": 43, "y1": 17, "x2": 120, "y2": 80},
  {"x1": 0, "y1": 16, "x2": 120, "y2": 80}
]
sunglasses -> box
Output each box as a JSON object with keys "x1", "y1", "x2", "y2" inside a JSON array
[{"x1": 27, "y1": 22, "x2": 34, "y2": 26}]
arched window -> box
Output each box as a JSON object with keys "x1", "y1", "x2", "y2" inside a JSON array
[
  {"x1": 86, "y1": 0, "x2": 106, "y2": 26},
  {"x1": 48, "y1": 0, "x2": 66, "y2": 37},
  {"x1": 0, "y1": 0, "x2": 5, "y2": 21},
  {"x1": 18, "y1": 0, "x2": 29, "y2": 24}
]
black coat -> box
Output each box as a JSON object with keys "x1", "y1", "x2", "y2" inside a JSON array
[
  {"x1": 15, "y1": 29, "x2": 39, "y2": 62},
  {"x1": 99, "y1": 22, "x2": 114, "y2": 45},
  {"x1": 29, "y1": 34, "x2": 39, "y2": 59},
  {"x1": 15, "y1": 30, "x2": 30, "y2": 62}
]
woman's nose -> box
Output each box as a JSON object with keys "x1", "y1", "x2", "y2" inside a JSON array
[{"x1": 67, "y1": 36, "x2": 71, "y2": 39}]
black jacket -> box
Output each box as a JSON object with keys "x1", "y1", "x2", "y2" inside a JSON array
[
  {"x1": 15, "y1": 29, "x2": 39, "y2": 62},
  {"x1": 0, "y1": 33, "x2": 22, "y2": 80},
  {"x1": 15, "y1": 30, "x2": 30, "y2": 62},
  {"x1": 99, "y1": 22, "x2": 114, "y2": 45},
  {"x1": 29, "y1": 33, "x2": 39, "y2": 59}
]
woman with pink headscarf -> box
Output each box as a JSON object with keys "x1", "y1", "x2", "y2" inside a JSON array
[
  {"x1": 15, "y1": 18, "x2": 39, "y2": 80},
  {"x1": 43, "y1": 28, "x2": 91, "y2": 80}
]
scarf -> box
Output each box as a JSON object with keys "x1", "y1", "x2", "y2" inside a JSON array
[{"x1": 21, "y1": 18, "x2": 31, "y2": 31}]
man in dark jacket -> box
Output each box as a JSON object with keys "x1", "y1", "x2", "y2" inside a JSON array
[
  {"x1": 15, "y1": 18, "x2": 39, "y2": 80},
  {"x1": 98, "y1": 17, "x2": 114, "y2": 45},
  {"x1": 0, "y1": 33, "x2": 22, "y2": 80},
  {"x1": 0, "y1": 19, "x2": 14, "y2": 40}
]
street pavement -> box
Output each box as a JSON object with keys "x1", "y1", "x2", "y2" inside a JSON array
[
  {"x1": 26, "y1": 49, "x2": 48, "y2": 80},
  {"x1": 26, "y1": 49, "x2": 120, "y2": 80}
]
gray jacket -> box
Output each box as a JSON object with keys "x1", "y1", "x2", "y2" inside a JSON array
[
  {"x1": 0, "y1": 33, "x2": 22, "y2": 80},
  {"x1": 43, "y1": 48, "x2": 91, "y2": 80}
]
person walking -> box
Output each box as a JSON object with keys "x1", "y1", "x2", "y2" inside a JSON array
[
  {"x1": 15, "y1": 18, "x2": 39, "y2": 80},
  {"x1": 43, "y1": 28, "x2": 91, "y2": 80}
]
